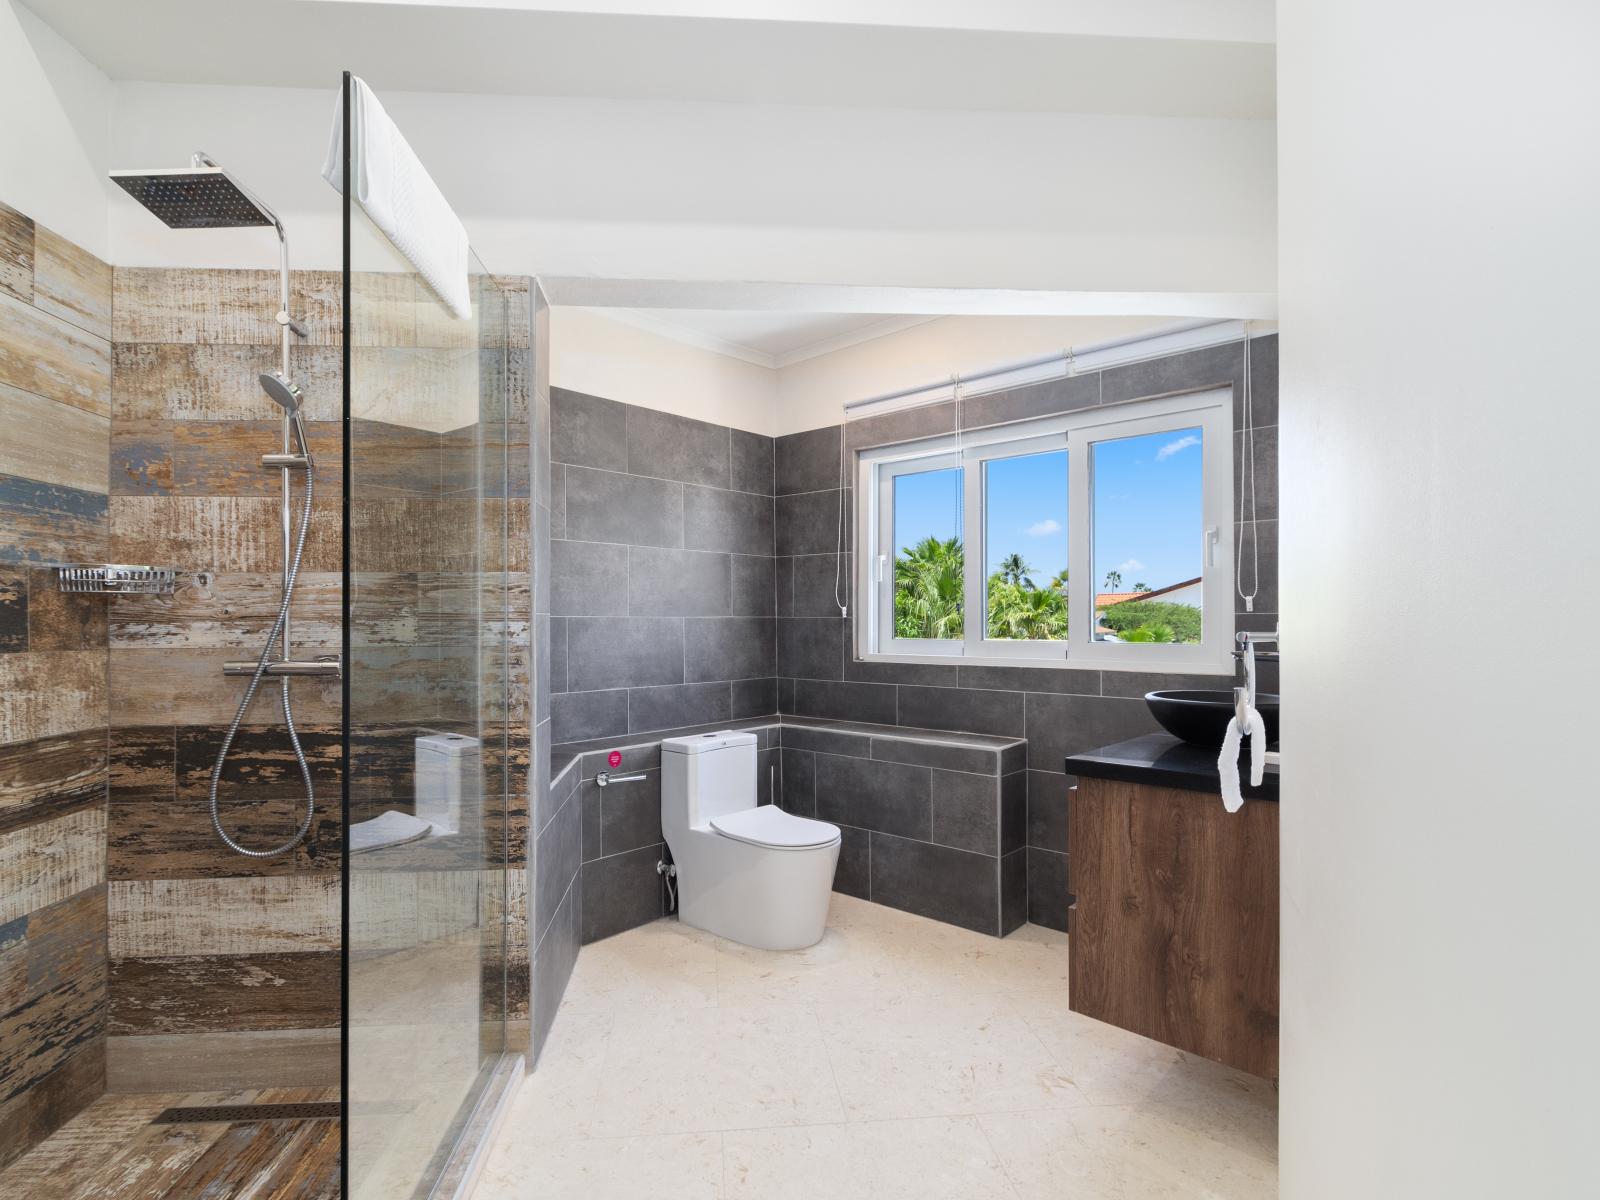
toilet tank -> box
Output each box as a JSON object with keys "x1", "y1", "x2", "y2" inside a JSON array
[
  {"x1": 662, "y1": 730, "x2": 757, "y2": 828},
  {"x1": 415, "y1": 733, "x2": 480, "y2": 837}
]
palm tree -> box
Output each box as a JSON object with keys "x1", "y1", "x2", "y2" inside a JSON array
[
  {"x1": 987, "y1": 578, "x2": 1068, "y2": 639},
  {"x1": 996, "y1": 552, "x2": 1036, "y2": 589},
  {"x1": 1049, "y1": 568, "x2": 1069, "y2": 592},
  {"x1": 894, "y1": 536, "x2": 965, "y2": 639},
  {"x1": 1103, "y1": 569, "x2": 1122, "y2": 591}
]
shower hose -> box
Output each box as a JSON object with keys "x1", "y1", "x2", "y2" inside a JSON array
[{"x1": 208, "y1": 463, "x2": 317, "y2": 858}]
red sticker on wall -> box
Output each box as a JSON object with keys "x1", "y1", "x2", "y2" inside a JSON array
[{"x1": 607, "y1": 750, "x2": 622, "y2": 768}]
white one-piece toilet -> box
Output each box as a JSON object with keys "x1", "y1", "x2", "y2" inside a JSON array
[{"x1": 661, "y1": 730, "x2": 840, "y2": 951}]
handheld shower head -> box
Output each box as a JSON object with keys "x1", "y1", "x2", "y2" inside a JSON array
[{"x1": 258, "y1": 372, "x2": 303, "y2": 415}]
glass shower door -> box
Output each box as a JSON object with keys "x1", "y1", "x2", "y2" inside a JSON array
[{"x1": 340, "y1": 115, "x2": 515, "y2": 1196}]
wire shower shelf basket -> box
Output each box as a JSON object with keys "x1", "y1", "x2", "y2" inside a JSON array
[{"x1": 55, "y1": 564, "x2": 177, "y2": 595}]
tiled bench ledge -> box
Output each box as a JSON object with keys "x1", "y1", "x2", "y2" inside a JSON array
[{"x1": 545, "y1": 715, "x2": 1028, "y2": 941}]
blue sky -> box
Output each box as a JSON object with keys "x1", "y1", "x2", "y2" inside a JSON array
[{"x1": 891, "y1": 429, "x2": 1203, "y2": 593}]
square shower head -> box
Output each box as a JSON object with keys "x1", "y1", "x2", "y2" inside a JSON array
[{"x1": 111, "y1": 167, "x2": 274, "y2": 229}]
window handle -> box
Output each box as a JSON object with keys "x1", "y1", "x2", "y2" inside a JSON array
[
  {"x1": 1205, "y1": 526, "x2": 1220, "y2": 567},
  {"x1": 876, "y1": 554, "x2": 887, "y2": 583}
]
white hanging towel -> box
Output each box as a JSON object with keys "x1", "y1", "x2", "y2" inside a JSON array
[
  {"x1": 322, "y1": 76, "x2": 472, "y2": 320},
  {"x1": 1217, "y1": 707, "x2": 1267, "y2": 813}
]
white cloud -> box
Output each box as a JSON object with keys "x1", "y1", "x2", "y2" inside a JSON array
[
  {"x1": 1155, "y1": 434, "x2": 1201, "y2": 461},
  {"x1": 1025, "y1": 518, "x2": 1062, "y2": 537},
  {"x1": 1115, "y1": 558, "x2": 1145, "y2": 574}
]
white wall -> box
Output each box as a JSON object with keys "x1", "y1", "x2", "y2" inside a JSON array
[
  {"x1": 551, "y1": 307, "x2": 780, "y2": 434},
  {"x1": 0, "y1": 1, "x2": 112, "y2": 256},
  {"x1": 1277, "y1": 3, "x2": 1600, "y2": 1197},
  {"x1": 104, "y1": 80, "x2": 1274, "y2": 299}
]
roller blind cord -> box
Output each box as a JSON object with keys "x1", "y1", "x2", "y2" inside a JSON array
[{"x1": 1236, "y1": 330, "x2": 1260, "y2": 612}]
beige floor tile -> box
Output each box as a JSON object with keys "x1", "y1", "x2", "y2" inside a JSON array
[
  {"x1": 563, "y1": 919, "x2": 719, "y2": 1014},
  {"x1": 712, "y1": 918, "x2": 904, "y2": 1007},
  {"x1": 475, "y1": 1131, "x2": 724, "y2": 1200},
  {"x1": 1021, "y1": 1006, "x2": 1278, "y2": 1162},
  {"x1": 723, "y1": 1116, "x2": 1017, "y2": 1200},
  {"x1": 815, "y1": 991, "x2": 1088, "y2": 1121},
  {"x1": 979, "y1": 1106, "x2": 1277, "y2": 1200}
]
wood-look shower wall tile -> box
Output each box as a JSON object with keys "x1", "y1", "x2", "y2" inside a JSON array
[
  {"x1": 0, "y1": 475, "x2": 108, "y2": 565},
  {"x1": 0, "y1": 291, "x2": 110, "y2": 418},
  {"x1": 0, "y1": 967, "x2": 105, "y2": 1110},
  {"x1": 32, "y1": 225, "x2": 113, "y2": 342},
  {"x1": 0, "y1": 383, "x2": 111, "y2": 495},
  {"x1": 0, "y1": 730, "x2": 109, "y2": 837},
  {"x1": 20, "y1": 886, "x2": 107, "y2": 996},
  {"x1": 108, "y1": 417, "x2": 175, "y2": 495},
  {"x1": 349, "y1": 271, "x2": 417, "y2": 347},
  {"x1": 26, "y1": 569, "x2": 108, "y2": 651},
  {"x1": 108, "y1": 951, "x2": 340, "y2": 1034},
  {"x1": 0, "y1": 650, "x2": 107, "y2": 743},
  {"x1": 108, "y1": 793, "x2": 342, "y2": 881},
  {"x1": 0, "y1": 201, "x2": 34, "y2": 302},
  {"x1": 107, "y1": 876, "x2": 339, "y2": 959},
  {"x1": 171, "y1": 420, "x2": 343, "y2": 497},
  {"x1": 112, "y1": 269, "x2": 334, "y2": 347},
  {"x1": 109, "y1": 727, "x2": 176, "y2": 799},
  {"x1": 0, "y1": 1038, "x2": 104, "y2": 1171},
  {"x1": 107, "y1": 648, "x2": 341, "y2": 727},
  {"x1": 0, "y1": 806, "x2": 107, "y2": 927},
  {"x1": 174, "y1": 724, "x2": 341, "y2": 800},
  {"x1": 112, "y1": 343, "x2": 343, "y2": 423},
  {"x1": 108, "y1": 495, "x2": 273, "y2": 571},
  {"x1": 0, "y1": 570, "x2": 25, "y2": 652},
  {"x1": 108, "y1": 571, "x2": 359, "y2": 650}
]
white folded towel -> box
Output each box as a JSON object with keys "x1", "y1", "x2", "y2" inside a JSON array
[
  {"x1": 349, "y1": 809, "x2": 433, "y2": 854},
  {"x1": 323, "y1": 76, "x2": 473, "y2": 320},
  {"x1": 1217, "y1": 707, "x2": 1267, "y2": 813}
]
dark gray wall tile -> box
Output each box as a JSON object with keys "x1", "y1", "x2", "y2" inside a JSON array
[
  {"x1": 1026, "y1": 847, "x2": 1069, "y2": 932},
  {"x1": 846, "y1": 401, "x2": 955, "y2": 453},
  {"x1": 775, "y1": 425, "x2": 840, "y2": 495},
  {"x1": 552, "y1": 388, "x2": 628, "y2": 470},
  {"x1": 958, "y1": 665, "x2": 1100, "y2": 696},
  {"x1": 1023, "y1": 690, "x2": 1160, "y2": 772},
  {"x1": 628, "y1": 682, "x2": 730, "y2": 733},
  {"x1": 814, "y1": 753, "x2": 931, "y2": 840},
  {"x1": 1001, "y1": 848, "x2": 1028, "y2": 935},
  {"x1": 581, "y1": 785, "x2": 601, "y2": 862},
  {"x1": 930, "y1": 769, "x2": 999, "y2": 855},
  {"x1": 776, "y1": 489, "x2": 847, "y2": 556},
  {"x1": 779, "y1": 747, "x2": 815, "y2": 816},
  {"x1": 731, "y1": 429, "x2": 774, "y2": 495},
  {"x1": 1026, "y1": 771, "x2": 1069, "y2": 854},
  {"x1": 551, "y1": 538, "x2": 629, "y2": 616},
  {"x1": 683, "y1": 485, "x2": 773, "y2": 556},
  {"x1": 530, "y1": 874, "x2": 580, "y2": 1062},
  {"x1": 550, "y1": 463, "x2": 566, "y2": 538},
  {"x1": 582, "y1": 844, "x2": 664, "y2": 943},
  {"x1": 773, "y1": 556, "x2": 794, "y2": 617},
  {"x1": 627, "y1": 406, "x2": 731, "y2": 489},
  {"x1": 1235, "y1": 520, "x2": 1277, "y2": 614},
  {"x1": 870, "y1": 735, "x2": 997, "y2": 775},
  {"x1": 1235, "y1": 422, "x2": 1278, "y2": 522},
  {"x1": 730, "y1": 555, "x2": 774, "y2": 616},
  {"x1": 684, "y1": 616, "x2": 775, "y2": 682},
  {"x1": 1000, "y1": 770, "x2": 1027, "y2": 856},
  {"x1": 581, "y1": 743, "x2": 662, "y2": 778},
  {"x1": 1242, "y1": 333, "x2": 1278, "y2": 427},
  {"x1": 960, "y1": 373, "x2": 1099, "y2": 430},
  {"x1": 1000, "y1": 742, "x2": 1026, "y2": 776},
  {"x1": 790, "y1": 553, "x2": 849, "y2": 618},
  {"x1": 1100, "y1": 670, "x2": 1231, "y2": 699},
  {"x1": 565, "y1": 466, "x2": 683, "y2": 548},
  {"x1": 1100, "y1": 340, "x2": 1243, "y2": 407},
  {"x1": 833, "y1": 824, "x2": 870, "y2": 899},
  {"x1": 898, "y1": 684, "x2": 1024, "y2": 738},
  {"x1": 870, "y1": 833, "x2": 997, "y2": 935},
  {"x1": 628, "y1": 547, "x2": 730, "y2": 617},
  {"x1": 567, "y1": 617, "x2": 684, "y2": 690},
  {"x1": 778, "y1": 722, "x2": 872, "y2": 758},
  {"x1": 845, "y1": 657, "x2": 960, "y2": 687},
  {"x1": 598, "y1": 770, "x2": 663, "y2": 856},
  {"x1": 731, "y1": 676, "x2": 777, "y2": 720},
  {"x1": 551, "y1": 689, "x2": 628, "y2": 743},
  {"x1": 550, "y1": 618, "x2": 568, "y2": 694},
  {"x1": 792, "y1": 678, "x2": 897, "y2": 726},
  {"x1": 776, "y1": 617, "x2": 844, "y2": 681},
  {"x1": 534, "y1": 784, "x2": 582, "y2": 941}
]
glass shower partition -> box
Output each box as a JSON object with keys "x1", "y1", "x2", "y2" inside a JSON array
[{"x1": 340, "y1": 78, "x2": 521, "y2": 1198}]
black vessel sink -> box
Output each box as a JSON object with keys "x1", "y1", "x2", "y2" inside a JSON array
[{"x1": 1145, "y1": 690, "x2": 1280, "y2": 749}]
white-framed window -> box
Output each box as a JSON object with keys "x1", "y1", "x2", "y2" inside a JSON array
[{"x1": 855, "y1": 388, "x2": 1235, "y2": 674}]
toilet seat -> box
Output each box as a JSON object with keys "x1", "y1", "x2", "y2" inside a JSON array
[{"x1": 710, "y1": 804, "x2": 840, "y2": 851}]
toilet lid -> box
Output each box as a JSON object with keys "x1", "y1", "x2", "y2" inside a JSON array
[{"x1": 710, "y1": 805, "x2": 840, "y2": 850}]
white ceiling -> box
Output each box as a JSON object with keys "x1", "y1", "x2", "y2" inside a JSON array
[
  {"x1": 595, "y1": 310, "x2": 939, "y2": 368},
  {"x1": 22, "y1": 0, "x2": 1274, "y2": 118}
]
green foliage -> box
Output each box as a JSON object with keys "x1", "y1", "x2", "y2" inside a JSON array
[
  {"x1": 892, "y1": 537, "x2": 1068, "y2": 641},
  {"x1": 1098, "y1": 599, "x2": 1202, "y2": 644},
  {"x1": 1119, "y1": 623, "x2": 1176, "y2": 643}
]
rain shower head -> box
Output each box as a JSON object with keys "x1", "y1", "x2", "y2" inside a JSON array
[{"x1": 110, "y1": 164, "x2": 275, "y2": 230}]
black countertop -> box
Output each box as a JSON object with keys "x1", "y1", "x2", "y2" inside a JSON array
[{"x1": 1065, "y1": 733, "x2": 1279, "y2": 802}]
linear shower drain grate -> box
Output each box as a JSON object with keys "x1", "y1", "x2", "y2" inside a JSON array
[{"x1": 152, "y1": 1102, "x2": 341, "y2": 1124}]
